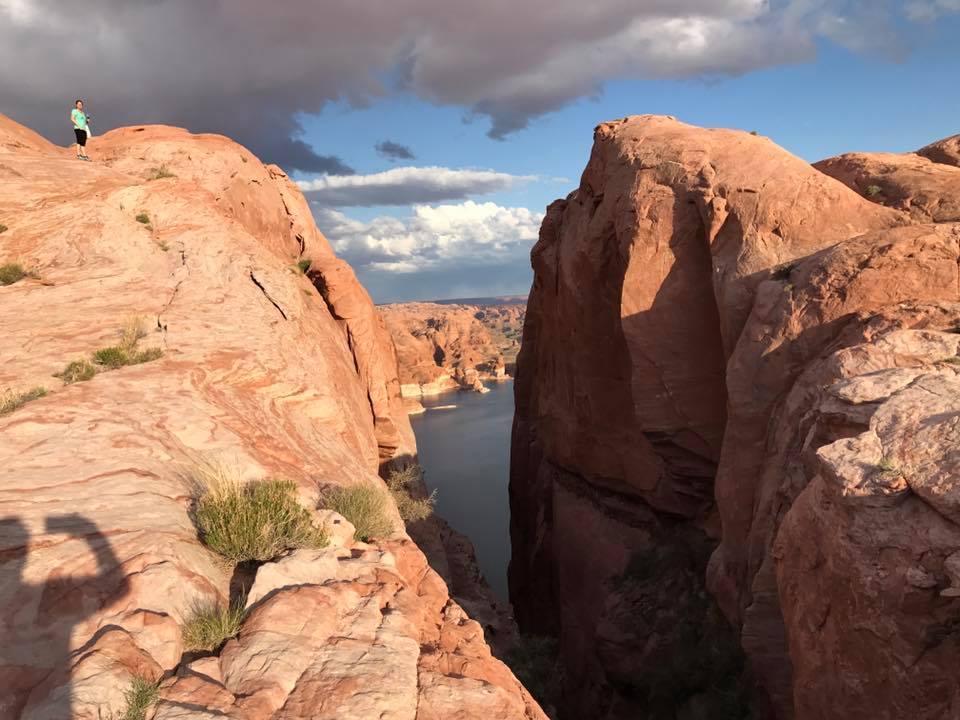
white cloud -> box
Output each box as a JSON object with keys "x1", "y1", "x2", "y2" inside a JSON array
[
  {"x1": 315, "y1": 201, "x2": 544, "y2": 273},
  {"x1": 904, "y1": 0, "x2": 960, "y2": 21},
  {"x1": 300, "y1": 166, "x2": 537, "y2": 206}
]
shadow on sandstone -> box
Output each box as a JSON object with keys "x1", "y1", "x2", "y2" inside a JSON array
[{"x1": 0, "y1": 514, "x2": 130, "y2": 719}]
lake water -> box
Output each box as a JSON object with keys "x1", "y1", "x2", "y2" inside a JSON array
[{"x1": 410, "y1": 380, "x2": 514, "y2": 601}]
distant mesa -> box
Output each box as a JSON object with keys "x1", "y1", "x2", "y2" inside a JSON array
[{"x1": 379, "y1": 299, "x2": 526, "y2": 406}]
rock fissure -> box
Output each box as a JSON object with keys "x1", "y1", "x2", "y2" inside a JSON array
[{"x1": 248, "y1": 271, "x2": 288, "y2": 320}]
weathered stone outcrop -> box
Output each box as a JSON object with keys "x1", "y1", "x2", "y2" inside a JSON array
[
  {"x1": 814, "y1": 145, "x2": 960, "y2": 222},
  {"x1": 380, "y1": 301, "x2": 524, "y2": 400},
  {"x1": 510, "y1": 115, "x2": 959, "y2": 719},
  {"x1": 0, "y1": 115, "x2": 544, "y2": 720}
]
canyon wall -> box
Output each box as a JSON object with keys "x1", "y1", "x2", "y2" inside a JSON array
[
  {"x1": 510, "y1": 115, "x2": 960, "y2": 719},
  {"x1": 380, "y1": 301, "x2": 525, "y2": 400},
  {"x1": 0, "y1": 115, "x2": 544, "y2": 720}
]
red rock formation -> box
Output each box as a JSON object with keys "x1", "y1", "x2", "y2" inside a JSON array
[
  {"x1": 511, "y1": 115, "x2": 960, "y2": 719},
  {"x1": 380, "y1": 301, "x2": 524, "y2": 399},
  {"x1": 814, "y1": 149, "x2": 960, "y2": 222},
  {"x1": 0, "y1": 114, "x2": 544, "y2": 720}
]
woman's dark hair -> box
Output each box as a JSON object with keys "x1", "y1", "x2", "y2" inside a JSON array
[{"x1": 75, "y1": 99, "x2": 83, "y2": 106}]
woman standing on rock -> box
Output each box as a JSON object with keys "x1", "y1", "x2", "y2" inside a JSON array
[{"x1": 71, "y1": 99, "x2": 90, "y2": 161}]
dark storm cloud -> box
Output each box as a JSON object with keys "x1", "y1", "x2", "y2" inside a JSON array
[
  {"x1": 1, "y1": 0, "x2": 949, "y2": 164},
  {"x1": 375, "y1": 140, "x2": 416, "y2": 161}
]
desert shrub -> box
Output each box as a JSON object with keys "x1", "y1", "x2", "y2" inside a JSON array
[
  {"x1": 181, "y1": 597, "x2": 245, "y2": 652},
  {"x1": 149, "y1": 165, "x2": 175, "y2": 180},
  {"x1": 0, "y1": 263, "x2": 36, "y2": 286},
  {"x1": 296, "y1": 259, "x2": 312, "y2": 274},
  {"x1": 865, "y1": 185, "x2": 882, "y2": 197},
  {"x1": 135, "y1": 213, "x2": 151, "y2": 225},
  {"x1": 93, "y1": 317, "x2": 163, "y2": 368},
  {"x1": 121, "y1": 676, "x2": 159, "y2": 720},
  {"x1": 325, "y1": 484, "x2": 394, "y2": 542},
  {"x1": 0, "y1": 387, "x2": 47, "y2": 415},
  {"x1": 193, "y1": 465, "x2": 327, "y2": 562},
  {"x1": 386, "y1": 465, "x2": 436, "y2": 524},
  {"x1": 506, "y1": 635, "x2": 562, "y2": 714},
  {"x1": 771, "y1": 262, "x2": 796, "y2": 281},
  {"x1": 0, "y1": 224, "x2": 7, "y2": 233},
  {"x1": 55, "y1": 359, "x2": 97, "y2": 384}
]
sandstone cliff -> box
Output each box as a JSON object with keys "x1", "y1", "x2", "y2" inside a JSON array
[
  {"x1": 0, "y1": 115, "x2": 545, "y2": 720},
  {"x1": 510, "y1": 115, "x2": 960, "y2": 719},
  {"x1": 380, "y1": 301, "x2": 525, "y2": 399}
]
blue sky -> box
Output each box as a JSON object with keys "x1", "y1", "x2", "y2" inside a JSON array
[
  {"x1": 3, "y1": 0, "x2": 959, "y2": 303},
  {"x1": 294, "y1": 20, "x2": 960, "y2": 302}
]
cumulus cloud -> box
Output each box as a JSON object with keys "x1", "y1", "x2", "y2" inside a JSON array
[
  {"x1": 300, "y1": 166, "x2": 536, "y2": 206},
  {"x1": 1, "y1": 1, "x2": 955, "y2": 169},
  {"x1": 314, "y1": 201, "x2": 544, "y2": 274},
  {"x1": 904, "y1": 0, "x2": 960, "y2": 21},
  {"x1": 376, "y1": 140, "x2": 416, "y2": 161}
]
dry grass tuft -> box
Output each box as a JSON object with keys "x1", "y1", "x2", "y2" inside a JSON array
[
  {"x1": 0, "y1": 387, "x2": 47, "y2": 415},
  {"x1": 324, "y1": 483, "x2": 394, "y2": 542},
  {"x1": 181, "y1": 597, "x2": 245, "y2": 652},
  {"x1": 386, "y1": 464, "x2": 436, "y2": 524},
  {"x1": 0, "y1": 263, "x2": 37, "y2": 286},
  {"x1": 192, "y1": 462, "x2": 327, "y2": 562}
]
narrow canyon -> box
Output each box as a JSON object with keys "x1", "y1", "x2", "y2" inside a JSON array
[{"x1": 2, "y1": 109, "x2": 960, "y2": 720}]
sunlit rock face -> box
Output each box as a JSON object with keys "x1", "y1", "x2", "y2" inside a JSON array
[
  {"x1": 510, "y1": 114, "x2": 960, "y2": 719},
  {"x1": 0, "y1": 114, "x2": 546, "y2": 720}
]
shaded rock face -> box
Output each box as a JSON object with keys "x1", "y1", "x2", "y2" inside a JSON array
[
  {"x1": 510, "y1": 115, "x2": 960, "y2": 719},
  {"x1": 380, "y1": 301, "x2": 525, "y2": 399},
  {"x1": 0, "y1": 115, "x2": 544, "y2": 720}
]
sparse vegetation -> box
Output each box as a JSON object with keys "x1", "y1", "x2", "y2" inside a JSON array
[
  {"x1": 0, "y1": 263, "x2": 37, "y2": 286},
  {"x1": 135, "y1": 213, "x2": 151, "y2": 225},
  {"x1": 148, "y1": 165, "x2": 175, "y2": 180},
  {"x1": 865, "y1": 185, "x2": 882, "y2": 198},
  {"x1": 0, "y1": 387, "x2": 47, "y2": 415},
  {"x1": 157, "y1": 241, "x2": 170, "y2": 252},
  {"x1": 749, "y1": 130, "x2": 759, "y2": 136},
  {"x1": 506, "y1": 636, "x2": 562, "y2": 714},
  {"x1": 181, "y1": 597, "x2": 245, "y2": 652},
  {"x1": 325, "y1": 483, "x2": 394, "y2": 542},
  {"x1": 193, "y1": 464, "x2": 327, "y2": 562},
  {"x1": 0, "y1": 224, "x2": 7, "y2": 233},
  {"x1": 386, "y1": 465, "x2": 436, "y2": 524},
  {"x1": 876, "y1": 457, "x2": 900, "y2": 475},
  {"x1": 55, "y1": 358, "x2": 97, "y2": 384},
  {"x1": 938, "y1": 356, "x2": 960, "y2": 365},
  {"x1": 55, "y1": 318, "x2": 161, "y2": 384},
  {"x1": 92, "y1": 317, "x2": 163, "y2": 369},
  {"x1": 121, "y1": 676, "x2": 159, "y2": 720},
  {"x1": 296, "y1": 259, "x2": 312, "y2": 274}
]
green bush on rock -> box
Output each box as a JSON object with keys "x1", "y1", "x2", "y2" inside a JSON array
[{"x1": 193, "y1": 465, "x2": 327, "y2": 562}]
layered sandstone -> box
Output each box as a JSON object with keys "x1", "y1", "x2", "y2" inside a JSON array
[
  {"x1": 380, "y1": 301, "x2": 524, "y2": 399},
  {"x1": 511, "y1": 115, "x2": 959, "y2": 719},
  {"x1": 0, "y1": 115, "x2": 544, "y2": 720},
  {"x1": 814, "y1": 145, "x2": 960, "y2": 222}
]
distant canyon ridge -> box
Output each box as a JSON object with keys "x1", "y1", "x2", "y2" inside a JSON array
[{"x1": 379, "y1": 298, "x2": 526, "y2": 406}]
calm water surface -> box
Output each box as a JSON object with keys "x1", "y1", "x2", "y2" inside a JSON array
[{"x1": 410, "y1": 380, "x2": 514, "y2": 600}]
